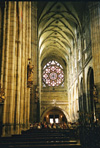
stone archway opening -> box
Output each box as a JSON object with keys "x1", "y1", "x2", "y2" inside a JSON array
[
  {"x1": 87, "y1": 67, "x2": 95, "y2": 123},
  {"x1": 41, "y1": 107, "x2": 67, "y2": 124}
]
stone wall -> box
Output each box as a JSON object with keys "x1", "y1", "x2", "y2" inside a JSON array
[
  {"x1": 68, "y1": 5, "x2": 93, "y2": 122},
  {"x1": 89, "y1": 2, "x2": 100, "y2": 116},
  {"x1": 40, "y1": 57, "x2": 69, "y2": 121},
  {"x1": 0, "y1": 1, "x2": 37, "y2": 137},
  {"x1": 30, "y1": 2, "x2": 38, "y2": 123},
  {"x1": 41, "y1": 89, "x2": 69, "y2": 120}
]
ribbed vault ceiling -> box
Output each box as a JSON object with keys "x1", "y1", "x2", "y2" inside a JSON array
[{"x1": 38, "y1": 2, "x2": 83, "y2": 63}]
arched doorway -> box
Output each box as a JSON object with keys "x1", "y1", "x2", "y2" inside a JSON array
[
  {"x1": 79, "y1": 78, "x2": 84, "y2": 123},
  {"x1": 41, "y1": 107, "x2": 67, "y2": 124},
  {"x1": 87, "y1": 67, "x2": 95, "y2": 123}
]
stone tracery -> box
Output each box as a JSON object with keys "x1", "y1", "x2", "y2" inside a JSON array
[{"x1": 42, "y1": 60, "x2": 64, "y2": 87}]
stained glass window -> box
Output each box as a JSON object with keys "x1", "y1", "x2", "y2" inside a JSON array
[{"x1": 42, "y1": 61, "x2": 64, "y2": 87}]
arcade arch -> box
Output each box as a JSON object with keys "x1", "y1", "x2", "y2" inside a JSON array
[
  {"x1": 87, "y1": 67, "x2": 95, "y2": 122},
  {"x1": 41, "y1": 106, "x2": 70, "y2": 123}
]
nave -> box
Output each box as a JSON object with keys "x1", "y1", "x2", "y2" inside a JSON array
[{"x1": 0, "y1": 1, "x2": 100, "y2": 146}]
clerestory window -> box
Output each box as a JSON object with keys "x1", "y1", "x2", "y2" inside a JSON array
[{"x1": 42, "y1": 60, "x2": 64, "y2": 87}]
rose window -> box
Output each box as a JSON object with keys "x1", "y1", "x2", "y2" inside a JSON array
[{"x1": 42, "y1": 61, "x2": 64, "y2": 87}]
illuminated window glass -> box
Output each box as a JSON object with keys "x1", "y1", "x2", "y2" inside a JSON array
[
  {"x1": 55, "y1": 118, "x2": 59, "y2": 123},
  {"x1": 42, "y1": 60, "x2": 64, "y2": 87},
  {"x1": 50, "y1": 118, "x2": 53, "y2": 124}
]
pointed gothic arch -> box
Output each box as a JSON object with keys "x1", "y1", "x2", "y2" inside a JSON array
[
  {"x1": 40, "y1": 106, "x2": 70, "y2": 122},
  {"x1": 87, "y1": 67, "x2": 95, "y2": 123}
]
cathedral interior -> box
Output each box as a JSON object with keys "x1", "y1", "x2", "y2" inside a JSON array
[{"x1": 0, "y1": 1, "x2": 100, "y2": 147}]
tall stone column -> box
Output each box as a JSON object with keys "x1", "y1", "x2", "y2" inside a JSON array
[
  {"x1": 2, "y1": 2, "x2": 16, "y2": 136},
  {"x1": 30, "y1": 2, "x2": 38, "y2": 123},
  {"x1": 24, "y1": 2, "x2": 30, "y2": 130},
  {"x1": 1, "y1": 2, "x2": 9, "y2": 136},
  {"x1": 26, "y1": 2, "x2": 31, "y2": 129},
  {"x1": 15, "y1": 2, "x2": 22, "y2": 134},
  {"x1": 26, "y1": 2, "x2": 28, "y2": 128},
  {"x1": 8, "y1": 2, "x2": 16, "y2": 135},
  {"x1": 20, "y1": 1, "x2": 25, "y2": 131},
  {"x1": 1, "y1": 1, "x2": 36, "y2": 136},
  {"x1": 89, "y1": 2, "x2": 100, "y2": 115},
  {"x1": 28, "y1": 2, "x2": 31, "y2": 123},
  {"x1": 0, "y1": 5, "x2": 4, "y2": 74}
]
